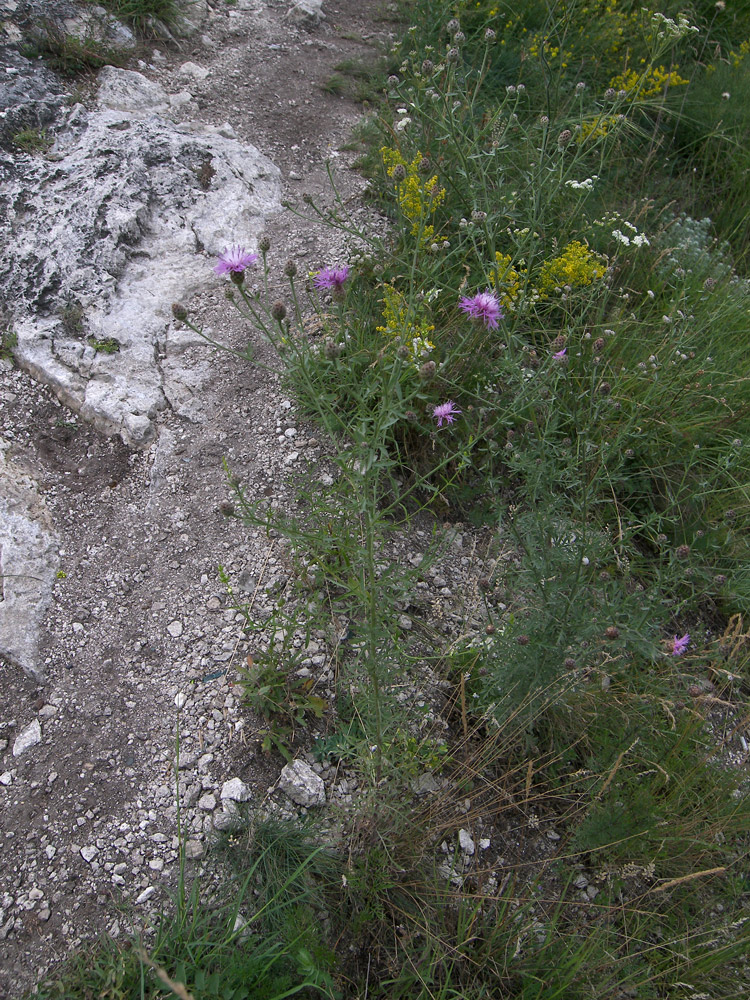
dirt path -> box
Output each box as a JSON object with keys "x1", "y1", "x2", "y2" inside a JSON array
[{"x1": 0, "y1": 2, "x2": 394, "y2": 993}]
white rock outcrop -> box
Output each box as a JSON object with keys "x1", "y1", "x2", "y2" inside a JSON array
[{"x1": 1, "y1": 66, "x2": 282, "y2": 446}]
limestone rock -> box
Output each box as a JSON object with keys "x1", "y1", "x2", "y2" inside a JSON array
[
  {"x1": 0, "y1": 441, "x2": 59, "y2": 682},
  {"x1": 287, "y1": 0, "x2": 326, "y2": 27},
  {"x1": 96, "y1": 66, "x2": 169, "y2": 114},
  {"x1": 12, "y1": 719, "x2": 42, "y2": 757},
  {"x1": 220, "y1": 777, "x2": 251, "y2": 802},
  {"x1": 0, "y1": 75, "x2": 282, "y2": 446},
  {"x1": 0, "y1": 46, "x2": 66, "y2": 151},
  {"x1": 278, "y1": 759, "x2": 326, "y2": 807}
]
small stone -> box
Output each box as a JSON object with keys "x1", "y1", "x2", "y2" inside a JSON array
[
  {"x1": 546, "y1": 830, "x2": 561, "y2": 841},
  {"x1": 411, "y1": 772, "x2": 440, "y2": 796},
  {"x1": 167, "y1": 621, "x2": 183, "y2": 638},
  {"x1": 135, "y1": 887, "x2": 155, "y2": 904},
  {"x1": 38, "y1": 704, "x2": 58, "y2": 718},
  {"x1": 277, "y1": 759, "x2": 326, "y2": 807},
  {"x1": 38, "y1": 907, "x2": 51, "y2": 922},
  {"x1": 398, "y1": 615, "x2": 413, "y2": 630},
  {"x1": 148, "y1": 858, "x2": 164, "y2": 871},
  {"x1": 458, "y1": 829, "x2": 475, "y2": 855},
  {"x1": 206, "y1": 596, "x2": 221, "y2": 611},
  {"x1": 479, "y1": 838, "x2": 491, "y2": 851},
  {"x1": 0, "y1": 772, "x2": 12, "y2": 786},
  {"x1": 178, "y1": 61, "x2": 209, "y2": 81},
  {"x1": 198, "y1": 793, "x2": 217, "y2": 811},
  {"x1": 184, "y1": 840, "x2": 204, "y2": 859},
  {"x1": 45, "y1": 845, "x2": 56, "y2": 860},
  {"x1": 80, "y1": 846, "x2": 98, "y2": 863},
  {"x1": 13, "y1": 720, "x2": 42, "y2": 757},
  {"x1": 220, "y1": 778, "x2": 251, "y2": 802}
]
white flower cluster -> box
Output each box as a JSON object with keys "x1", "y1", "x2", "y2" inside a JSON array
[
  {"x1": 612, "y1": 220, "x2": 650, "y2": 248},
  {"x1": 651, "y1": 11, "x2": 700, "y2": 41},
  {"x1": 565, "y1": 175, "x2": 599, "y2": 191}
]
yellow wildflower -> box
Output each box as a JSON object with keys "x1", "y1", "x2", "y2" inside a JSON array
[{"x1": 537, "y1": 241, "x2": 607, "y2": 297}]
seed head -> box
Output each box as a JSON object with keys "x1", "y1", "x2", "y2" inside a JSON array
[
  {"x1": 418, "y1": 156, "x2": 432, "y2": 173},
  {"x1": 446, "y1": 18, "x2": 460, "y2": 34},
  {"x1": 485, "y1": 624, "x2": 496, "y2": 635},
  {"x1": 258, "y1": 235, "x2": 271, "y2": 253},
  {"x1": 558, "y1": 129, "x2": 573, "y2": 145},
  {"x1": 454, "y1": 31, "x2": 465, "y2": 43},
  {"x1": 605, "y1": 626, "x2": 620, "y2": 640},
  {"x1": 447, "y1": 47, "x2": 459, "y2": 63},
  {"x1": 171, "y1": 302, "x2": 187, "y2": 322},
  {"x1": 675, "y1": 544, "x2": 691, "y2": 559},
  {"x1": 391, "y1": 163, "x2": 407, "y2": 182},
  {"x1": 516, "y1": 634, "x2": 530, "y2": 646},
  {"x1": 418, "y1": 360, "x2": 437, "y2": 381},
  {"x1": 271, "y1": 301, "x2": 287, "y2": 321},
  {"x1": 387, "y1": 74, "x2": 399, "y2": 87},
  {"x1": 594, "y1": 337, "x2": 605, "y2": 352},
  {"x1": 564, "y1": 658, "x2": 576, "y2": 669},
  {"x1": 484, "y1": 28, "x2": 496, "y2": 41},
  {"x1": 598, "y1": 381, "x2": 611, "y2": 395},
  {"x1": 714, "y1": 574, "x2": 727, "y2": 586},
  {"x1": 421, "y1": 59, "x2": 434, "y2": 75},
  {"x1": 284, "y1": 260, "x2": 298, "y2": 278}
]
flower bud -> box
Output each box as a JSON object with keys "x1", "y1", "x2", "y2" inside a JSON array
[
  {"x1": 284, "y1": 260, "x2": 298, "y2": 278},
  {"x1": 258, "y1": 235, "x2": 271, "y2": 253},
  {"x1": 171, "y1": 302, "x2": 187, "y2": 322},
  {"x1": 271, "y1": 301, "x2": 287, "y2": 321}
]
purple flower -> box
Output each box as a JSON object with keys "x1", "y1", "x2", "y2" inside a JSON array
[
  {"x1": 671, "y1": 633, "x2": 690, "y2": 656},
  {"x1": 458, "y1": 290, "x2": 503, "y2": 330},
  {"x1": 313, "y1": 266, "x2": 350, "y2": 292},
  {"x1": 433, "y1": 400, "x2": 462, "y2": 427},
  {"x1": 214, "y1": 245, "x2": 258, "y2": 276},
  {"x1": 553, "y1": 347, "x2": 567, "y2": 359}
]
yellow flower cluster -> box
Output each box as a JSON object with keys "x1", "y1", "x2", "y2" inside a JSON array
[
  {"x1": 609, "y1": 65, "x2": 690, "y2": 98},
  {"x1": 576, "y1": 114, "x2": 621, "y2": 142},
  {"x1": 381, "y1": 148, "x2": 446, "y2": 245},
  {"x1": 730, "y1": 40, "x2": 750, "y2": 68},
  {"x1": 487, "y1": 252, "x2": 525, "y2": 312},
  {"x1": 376, "y1": 285, "x2": 435, "y2": 361},
  {"x1": 537, "y1": 241, "x2": 607, "y2": 296}
]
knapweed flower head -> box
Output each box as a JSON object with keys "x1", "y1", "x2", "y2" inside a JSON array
[
  {"x1": 552, "y1": 347, "x2": 567, "y2": 359},
  {"x1": 313, "y1": 266, "x2": 350, "y2": 292},
  {"x1": 433, "y1": 400, "x2": 461, "y2": 427},
  {"x1": 214, "y1": 245, "x2": 258, "y2": 276},
  {"x1": 671, "y1": 633, "x2": 690, "y2": 656},
  {"x1": 458, "y1": 290, "x2": 503, "y2": 330}
]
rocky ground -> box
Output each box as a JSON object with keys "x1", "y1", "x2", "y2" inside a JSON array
[{"x1": 0, "y1": 1, "x2": 408, "y2": 993}]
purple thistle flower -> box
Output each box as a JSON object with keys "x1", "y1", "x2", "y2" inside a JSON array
[
  {"x1": 458, "y1": 290, "x2": 502, "y2": 330},
  {"x1": 313, "y1": 266, "x2": 350, "y2": 292},
  {"x1": 433, "y1": 400, "x2": 462, "y2": 427},
  {"x1": 671, "y1": 633, "x2": 690, "y2": 656},
  {"x1": 552, "y1": 347, "x2": 567, "y2": 359},
  {"x1": 214, "y1": 245, "x2": 258, "y2": 276}
]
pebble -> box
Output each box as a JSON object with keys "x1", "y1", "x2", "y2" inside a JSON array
[
  {"x1": 184, "y1": 840, "x2": 204, "y2": 859},
  {"x1": 0, "y1": 772, "x2": 12, "y2": 786},
  {"x1": 458, "y1": 829, "x2": 475, "y2": 855},
  {"x1": 80, "y1": 846, "x2": 98, "y2": 863},
  {"x1": 167, "y1": 621, "x2": 183, "y2": 637},
  {"x1": 12, "y1": 720, "x2": 42, "y2": 757},
  {"x1": 135, "y1": 887, "x2": 155, "y2": 904},
  {"x1": 198, "y1": 793, "x2": 217, "y2": 811},
  {"x1": 220, "y1": 777, "x2": 251, "y2": 802}
]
